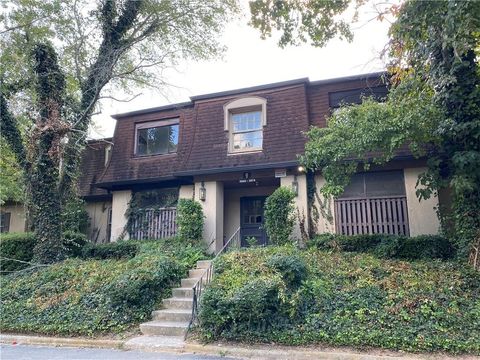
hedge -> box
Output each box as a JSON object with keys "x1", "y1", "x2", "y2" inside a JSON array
[
  {"x1": 81, "y1": 241, "x2": 139, "y2": 260},
  {"x1": 309, "y1": 233, "x2": 455, "y2": 260},
  {"x1": 0, "y1": 232, "x2": 87, "y2": 273},
  {"x1": 199, "y1": 246, "x2": 480, "y2": 354}
]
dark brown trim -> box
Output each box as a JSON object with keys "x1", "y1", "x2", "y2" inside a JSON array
[
  {"x1": 96, "y1": 176, "x2": 192, "y2": 190},
  {"x1": 310, "y1": 71, "x2": 387, "y2": 86},
  {"x1": 190, "y1": 78, "x2": 309, "y2": 101},
  {"x1": 112, "y1": 101, "x2": 193, "y2": 119},
  {"x1": 173, "y1": 160, "x2": 299, "y2": 177}
]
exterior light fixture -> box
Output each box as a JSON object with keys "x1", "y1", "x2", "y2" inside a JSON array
[
  {"x1": 292, "y1": 176, "x2": 299, "y2": 196},
  {"x1": 298, "y1": 165, "x2": 305, "y2": 173},
  {"x1": 199, "y1": 181, "x2": 206, "y2": 201}
]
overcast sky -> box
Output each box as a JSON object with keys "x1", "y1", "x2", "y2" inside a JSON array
[{"x1": 91, "y1": 2, "x2": 391, "y2": 139}]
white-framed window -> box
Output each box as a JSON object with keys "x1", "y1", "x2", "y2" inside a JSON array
[
  {"x1": 135, "y1": 118, "x2": 179, "y2": 156},
  {"x1": 224, "y1": 97, "x2": 267, "y2": 153}
]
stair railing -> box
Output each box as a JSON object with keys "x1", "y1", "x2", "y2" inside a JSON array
[{"x1": 185, "y1": 227, "x2": 241, "y2": 339}]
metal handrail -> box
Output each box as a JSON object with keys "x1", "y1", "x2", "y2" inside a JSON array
[{"x1": 184, "y1": 227, "x2": 241, "y2": 339}]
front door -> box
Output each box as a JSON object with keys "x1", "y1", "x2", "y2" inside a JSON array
[{"x1": 240, "y1": 196, "x2": 267, "y2": 247}]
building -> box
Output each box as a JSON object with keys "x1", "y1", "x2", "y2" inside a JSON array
[{"x1": 0, "y1": 72, "x2": 441, "y2": 250}]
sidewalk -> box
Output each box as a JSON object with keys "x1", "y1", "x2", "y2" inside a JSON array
[{"x1": 1, "y1": 333, "x2": 478, "y2": 360}]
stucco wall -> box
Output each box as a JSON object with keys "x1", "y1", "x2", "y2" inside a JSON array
[
  {"x1": 86, "y1": 201, "x2": 112, "y2": 243},
  {"x1": 195, "y1": 181, "x2": 223, "y2": 253},
  {"x1": 179, "y1": 185, "x2": 194, "y2": 199},
  {"x1": 404, "y1": 167, "x2": 440, "y2": 236},
  {"x1": 280, "y1": 174, "x2": 309, "y2": 240},
  {"x1": 223, "y1": 185, "x2": 277, "y2": 243},
  {"x1": 1, "y1": 204, "x2": 26, "y2": 233},
  {"x1": 313, "y1": 175, "x2": 336, "y2": 234},
  {"x1": 110, "y1": 190, "x2": 132, "y2": 241}
]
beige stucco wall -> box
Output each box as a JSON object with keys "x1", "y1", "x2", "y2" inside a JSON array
[
  {"x1": 404, "y1": 167, "x2": 440, "y2": 236},
  {"x1": 86, "y1": 201, "x2": 112, "y2": 243},
  {"x1": 313, "y1": 175, "x2": 336, "y2": 234},
  {"x1": 195, "y1": 181, "x2": 223, "y2": 253},
  {"x1": 280, "y1": 174, "x2": 309, "y2": 240},
  {"x1": 223, "y1": 185, "x2": 277, "y2": 243},
  {"x1": 1, "y1": 204, "x2": 26, "y2": 233},
  {"x1": 110, "y1": 190, "x2": 132, "y2": 241},
  {"x1": 179, "y1": 185, "x2": 194, "y2": 199}
]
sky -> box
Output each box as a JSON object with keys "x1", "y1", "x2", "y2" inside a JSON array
[{"x1": 90, "y1": 2, "x2": 392, "y2": 139}]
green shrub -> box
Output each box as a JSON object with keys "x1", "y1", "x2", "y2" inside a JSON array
[
  {"x1": 310, "y1": 233, "x2": 455, "y2": 260},
  {"x1": 0, "y1": 231, "x2": 88, "y2": 273},
  {"x1": 0, "y1": 232, "x2": 36, "y2": 273},
  {"x1": 264, "y1": 187, "x2": 296, "y2": 245},
  {"x1": 81, "y1": 241, "x2": 138, "y2": 260},
  {"x1": 0, "y1": 239, "x2": 208, "y2": 336},
  {"x1": 198, "y1": 246, "x2": 480, "y2": 354},
  {"x1": 266, "y1": 254, "x2": 307, "y2": 288},
  {"x1": 177, "y1": 199, "x2": 204, "y2": 243}
]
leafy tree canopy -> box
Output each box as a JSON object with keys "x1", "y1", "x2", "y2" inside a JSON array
[{"x1": 250, "y1": 0, "x2": 480, "y2": 264}]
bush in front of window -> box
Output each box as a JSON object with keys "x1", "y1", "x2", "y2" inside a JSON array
[
  {"x1": 264, "y1": 187, "x2": 297, "y2": 246},
  {"x1": 177, "y1": 199, "x2": 204, "y2": 243},
  {"x1": 309, "y1": 233, "x2": 455, "y2": 260}
]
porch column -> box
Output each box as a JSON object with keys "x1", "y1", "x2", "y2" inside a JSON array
[
  {"x1": 110, "y1": 190, "x2": 131, "y2": 242},
  {"x1": 404, "y1": 167, "x2": 440, "y2": 236},
  {"x1": 194, "y1": 181, "x2": 224, "y2": 253},
  {"x1": 280, "y1": 174, "x2": 308, "y2": 240}
]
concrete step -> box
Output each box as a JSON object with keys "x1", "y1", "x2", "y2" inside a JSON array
[
  {"x1": 189, "y1": 268, "x2": 207, "y2": 278},
  {"x1": 140, "y1": 321, "x2": 189, "y2": 336},
  {"x1": 172, "y1": 287, "x2": 194, "y2": 298},
  {"x1": 162, "y1": 297, "x2": 193, "y2": 310},
  {"x1": 181, "y1": 277, "x2": 200, "y2": 288},
  {"x1": 152, "y1": 309, "x2": 191, "y2": 322},
  {"x1": 196, "y1": 260, "x2": 212, "y2": 269}
]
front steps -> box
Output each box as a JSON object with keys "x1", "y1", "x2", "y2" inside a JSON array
[{"x1": 125, "y1": 259, "x2": 212, "y2": 350}]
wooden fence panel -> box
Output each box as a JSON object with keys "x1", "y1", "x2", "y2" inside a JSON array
[
  {"x1": 334, "y1": 196, "x2": 409, "y2": 236},
  {"x1": 129, "y1": 207, "x2": 177, "y2": 240}
]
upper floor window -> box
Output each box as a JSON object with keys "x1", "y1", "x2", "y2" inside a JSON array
[
  {"x1": 135, "y1": 119, "x2": 179, "y2": 156},
  {"x1": 329, "y1": 86, "x2": 388, "y2": 110},
  {"x1": 224, "y1": 97, "x2": 267, "y2": 153}
]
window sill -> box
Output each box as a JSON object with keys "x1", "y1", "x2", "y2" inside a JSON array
[
  {"x1": 133, "y1": 152, "x2": 177, "y2": 159},
  {"x1": 227, "y1": 149, "x2": 263, "y2": 156}
]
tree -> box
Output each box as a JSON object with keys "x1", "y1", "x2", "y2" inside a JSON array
[
  {"x1": 0, "y1": 0, "x2": 238, "y2": 263},
  {"x1": 249, "y1": 0, "x2": 480, "y2": 266}
]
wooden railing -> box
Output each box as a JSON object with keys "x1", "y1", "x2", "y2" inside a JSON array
[
  {"x1": 128, "y1": 207, "x2": 177, "y2": 240},
  {"x1": 334, "y1": 196, "x2": 409, "y2": 236},
  {"x1": 185, "y1": 227, "x2": 241, "y2": 339}
]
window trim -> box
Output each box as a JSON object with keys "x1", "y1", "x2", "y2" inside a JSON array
[
  {"x1": 134, "y1": 118, "x2": 179, "y2": 157},
  {"x1": 224, "y1": 97, "x2": 267, "y2": 154}
]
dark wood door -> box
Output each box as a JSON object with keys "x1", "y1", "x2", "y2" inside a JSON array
[{"x1": 240, "y1": 196, "x2": 268, "y2": 247}]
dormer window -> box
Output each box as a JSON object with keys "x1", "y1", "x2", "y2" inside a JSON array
[
  {"x1": 135, "y1": 119, "x2": 179, "y2": 156},
  {"x1": 224, "y1": 97, "x2": 267, "y2": 153}
]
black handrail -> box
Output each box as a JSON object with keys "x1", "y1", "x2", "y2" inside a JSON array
[{"x1": 184, "y1": 227, "x2": 241, "y2": 339}]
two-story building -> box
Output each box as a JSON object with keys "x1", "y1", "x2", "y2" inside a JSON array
[{"x1": 0, "y1": 72, "x2": 441, "y2": 251}]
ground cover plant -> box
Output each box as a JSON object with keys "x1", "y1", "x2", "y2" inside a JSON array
[
  {"x1": 198, "y1": 244, "x2": 480, "y2": 354},
  {"x1": 0, "y1": 238, "x2": 207, "y2": 336}
]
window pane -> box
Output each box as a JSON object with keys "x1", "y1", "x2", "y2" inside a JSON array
[
  {"x1": 136, "y1": 124, "x2": 179, "y2": 155},
  {"x1": 137, "y1": 129, "x2": 148, "y2": 155},
  {"x1": 339, "y1": 174, "x2": 365, "y2": 198},
  {"x1": 232, "y1": 111, "x2": 262, "y2": 132},
  {"x1": 168, "y1": 125, "x2": 179, "y2": 153},
  {"x1": 365, "y1": 170, "x2": 405, "y2": 197},
  {"x1": 233, "y1": 130, "x2": 262, "y2": 150}
]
